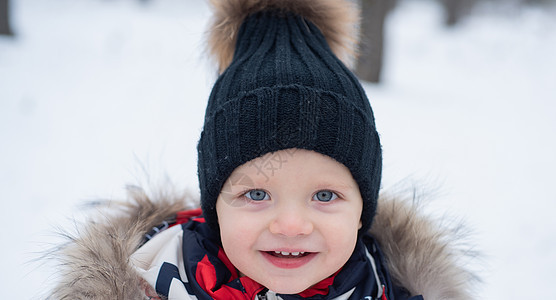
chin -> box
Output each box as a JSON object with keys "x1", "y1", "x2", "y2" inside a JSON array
[{"x1": 266, "y1": 282, "x2": 309, "y2": 295}]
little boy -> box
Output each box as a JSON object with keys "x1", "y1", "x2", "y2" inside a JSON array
[{"x1": 49, "y1": 0, "x2": 474, "y2": 299}]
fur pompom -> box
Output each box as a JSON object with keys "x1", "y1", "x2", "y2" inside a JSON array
[{"x1": 207, "y1": 0, "x2": 360, "y2": 73}]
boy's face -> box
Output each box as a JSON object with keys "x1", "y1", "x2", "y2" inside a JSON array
[{"x1": 216, "y1": 149, "x2": 363, "y2": 294}]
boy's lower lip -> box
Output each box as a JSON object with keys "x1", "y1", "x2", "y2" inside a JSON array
[{"x1": 260, "y1": 251, "x2": 316, "y2": 269}]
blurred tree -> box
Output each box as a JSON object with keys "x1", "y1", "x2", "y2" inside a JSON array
[
  {"x1": 0, "y1": 0, "x2": 13, "y2": 36},
  {"x1": 440, "y1": 0, "x2": 555, "y2": 26},
  {"x1": 440, "y1": 0, "x2": 476, "y2": 26},
  {"x1": 355, "y1": 0, "x2": 397, "y2": 83},
  {"x1": 521, "y1": 0, "x2": 556, "y2": 4}
]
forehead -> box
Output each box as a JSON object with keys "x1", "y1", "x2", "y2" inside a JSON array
[{"x1": 230, "y1": 148, "x2": 357, "y2": 187}]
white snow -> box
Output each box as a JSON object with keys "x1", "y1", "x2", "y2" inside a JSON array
[{"x1": 1, "y1": 0, "x2": 555, "y2": 298}]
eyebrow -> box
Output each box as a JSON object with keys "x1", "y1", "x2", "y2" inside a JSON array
[{"x1": 312, "y1": 181, "x2": 357, "y2": 190}]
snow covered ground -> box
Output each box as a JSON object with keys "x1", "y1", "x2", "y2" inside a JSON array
[{"x1": 1, "y1": 0, "x2": 555, "y2": 298}]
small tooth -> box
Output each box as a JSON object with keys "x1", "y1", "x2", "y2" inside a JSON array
[
  {"x1": 281, "y1": 251, "x2": 290, "y2": 255},
  {"x1": 291, "y1": 252, "x2": 300, "y2": 256},
  {"x1": 274, "y1": 251, "x2": 281, "y2": 254},
  {"x1": 300, "y1": 252, "x2": 305, "y2": 255}
]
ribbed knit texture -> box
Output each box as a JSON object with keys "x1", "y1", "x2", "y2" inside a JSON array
[{"x1": 198, "y1": 11, "x2": 382, "y2": 234}]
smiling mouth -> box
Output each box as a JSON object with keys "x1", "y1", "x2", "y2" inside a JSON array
[
  {"x1": 261, "y1": 250, "x2": 316, "y2": 268},
  {"x1": 265, "y1": 251, "x2": 311, "y2": 258}
]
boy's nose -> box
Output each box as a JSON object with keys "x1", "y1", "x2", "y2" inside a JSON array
[{"x1": 268, "y1": 205, "x2": 314, "y2": 237}]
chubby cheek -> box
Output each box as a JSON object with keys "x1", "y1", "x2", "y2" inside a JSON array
[
  {"x1": 221, "y1": 224, "x2": 252, "y2": 247},
  {"x1": 217, "y1": 209, "x2": 262, "y2": 258},
  {"x1": 321, "y1": 215, "x2": 360, "y2": 262},
  {"x1": 220, "y1": 233, "x2": 246, "y2": 270},
  {"x1": 218, "y1": 216, "x2": 268, "y2": 279},
  {"x1": 332, "y1": 232, "x2": 358, "y2": 264}
]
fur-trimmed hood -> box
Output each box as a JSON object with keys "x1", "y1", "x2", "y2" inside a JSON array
[{"x1": 46, "y1": 187, "x2": 476, "y2": 299}]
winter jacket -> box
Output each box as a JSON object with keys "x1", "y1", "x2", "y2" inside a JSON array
[{"x1": 47, "y1": 187, "x2": 475, "y2": 299}]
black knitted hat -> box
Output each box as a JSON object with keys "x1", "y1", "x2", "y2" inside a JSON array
[{"x1": 198, "y1": 0, "x2": 382, "y2": 234}]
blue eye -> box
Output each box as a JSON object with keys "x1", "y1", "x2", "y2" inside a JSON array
[
  {"x1": 244, "y1": 189, "x2": 269, "y2": 201},
  {"x1": 313, "y1": 190, "x2": 338, "y2": 202}
]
